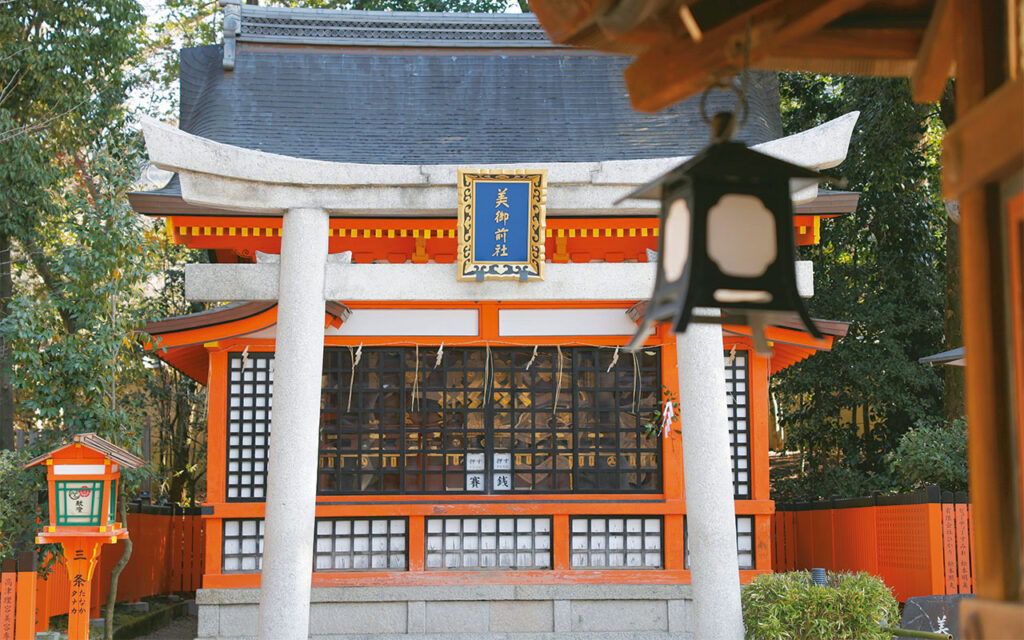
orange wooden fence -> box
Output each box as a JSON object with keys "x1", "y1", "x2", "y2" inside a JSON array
[
  {"x1": 0, "y1": 504, "x2": 204, "y2": 637},
  {"x1": 772, "y1": 487, "x2": 974, "y2": 602}
]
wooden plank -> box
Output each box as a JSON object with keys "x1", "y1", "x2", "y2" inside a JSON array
[
  {"x1": 1, "y1": 560, "x2": 17, "y2": 640},
  {"x1": 942, "y1": 77, "x2": 1024, "y2": 199},
  {"x1": 955, "y1": 503, "x2": 972, "y2": 594},
  {"x1": 786, "y1": 511, "x2": 798, "y2": 571},
  {"x1": 967, "y1": 504, "x2": 976, "y2": 593},
  {"x1": 553, "y1": 514, "x2": 571, "y2": 570},
  {"x1": 170, "y1": 513, "x2": 183, "y2": 593},
  {"x1": 15, "y1": 552, "x2": 36, "y2": 640},
  {"x1": 775, "y1": 26, "x2": 923, "y2": 59},
  {"x1": 911, "y1": 0, "x2": 955, "y2": 102},
  {"x1": 942, "y1": 503, "x2": 959, "y2": 593},
  {"x1": 35, "y1": 574, "x2": 49, "y2": 633},
  {"x1": 664, "y1": 514, "x2": 684, "y2": 570},
  {"x1": 625, "y1": 0, "x2": 874, "y2": 112}
]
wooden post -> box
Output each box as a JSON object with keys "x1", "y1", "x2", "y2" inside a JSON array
[
  {"x1": 1, "y1": 559, "x2": 17, "y2": 640},
  {"x1": 62, "y1": 539, "x2": 103, "y2": 640},
  {"x1": 14, "y1": 551, "x2": 36, "y2": 640},
  {"x1": 953, "y1": 0, "x2": 1022, "y2": 605}
]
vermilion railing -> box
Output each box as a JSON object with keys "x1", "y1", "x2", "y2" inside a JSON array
[
  {"x1": 0, "y1": 504, "x2": 204, "y2": 637},
  {"x1": 771, "y1": 487, "x2": 974, "y2": 602}
]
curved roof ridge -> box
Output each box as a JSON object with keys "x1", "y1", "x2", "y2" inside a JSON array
[{"x1": 238, "y1": 5, "x2": 557, "y2": 48}]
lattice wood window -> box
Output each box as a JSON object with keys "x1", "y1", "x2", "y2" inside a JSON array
[
  {"x1": 314, "y1": 518, "x2": 407, "y2": 571},
  {"x1": 725, "y1": 350, "x2": 751, "y2": 499},
  {"x1": 424, "y1": 516, "x2": 552, "y2": 570},
  {"x1": 569, "y1": 516, "x2": 663, "y2": 569},
  {"x1": 317, "y1": 347, "x2": 661, "y2": 495},
  {"x1": 226, "y1": 353, "x2": 273, "y2": 500},
  {"x1": 222, "y1": 519, "x2": 264, "y2": 572}
]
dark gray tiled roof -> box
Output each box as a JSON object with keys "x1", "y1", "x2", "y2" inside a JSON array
[
  {"x1": 178, "y1": 33, "x2": 782, "y2": 165},
  {"x1": 238, "y1": 6, "x2": 555, "y2": 48}
]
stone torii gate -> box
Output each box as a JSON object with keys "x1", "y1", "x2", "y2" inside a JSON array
[{"x1": 139, "y1": 113, "x2": 854, "y2": 640}]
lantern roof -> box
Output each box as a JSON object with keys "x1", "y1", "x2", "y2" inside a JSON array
[
  {"x1": 23, "y1": 433, "x2": 146, "y2": 470},
  {"x1": 622, "y1": 140, "x2": 826, "y2": 202}
]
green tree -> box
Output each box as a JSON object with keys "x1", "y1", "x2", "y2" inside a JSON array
[
  {"x1": 771, "y1": 75, "x2": 948, "y2": 502},
  {"x1": 0, "y1": 3, "x2": 165, "y2": 635}
]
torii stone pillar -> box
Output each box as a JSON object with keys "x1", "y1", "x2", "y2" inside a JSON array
[
  {"x1": 677, "y1": 313, "x2": 744, "y2": 640},
  {"x1": 139, "y1": 117, "x2": 367, "y2": 639},
  {"x1": 258, "y1": 207, "x2": 329, "y2": 636}
]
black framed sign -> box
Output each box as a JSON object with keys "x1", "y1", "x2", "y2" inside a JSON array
[{"x1": 457, "y1": 169, "x2": 547, "y2": 281}]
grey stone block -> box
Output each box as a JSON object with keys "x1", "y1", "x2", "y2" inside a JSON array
[
  {"x1": 197, "y1": 588, "x2": 260, "y2": 605},
  {"x1": 489, "y1": 600, "x2": 553, "y2": 633},
  {"x1": 120, "y1": 601, "x2": 150, "y2": 613},
  {"x1": 407, "y1": 601, "x2": 425, "y2": 633},
  {"x1": 570, "y1": 600, "x2": 669, "y2": 632},
  {"x1": 309, "y1": 602, "x2": 406, "y2": 634},
  {"x1": 197, "y1": 604, "x2": 220, "y2": 638},
  {"x1": 668, "y1": 599, "x2": 692, "y2": 633},
  {"x1": 218, "y1": 603, "x2": 260, "y2": 637},
  {"x1": 554, "y1": 600, "x2": 571, "y2": 633},
  {"x1": 425, "y1": 600, "x2": 489, "y2": 633},
  {"x1": 513, "y1": 583, "x2": 691, "y2": 601}
]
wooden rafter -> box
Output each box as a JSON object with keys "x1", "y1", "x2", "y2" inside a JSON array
[
  {"x1": 911, "y1": 0, "x2": 955, "y2": 102},
  {"x1": 622, "y1": 0, "x2": 875, "y2": 112}
]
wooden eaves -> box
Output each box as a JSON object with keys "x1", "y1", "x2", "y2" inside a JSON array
[{"x1": 531, "y1": 0, "x2": 952, "y2": 112}]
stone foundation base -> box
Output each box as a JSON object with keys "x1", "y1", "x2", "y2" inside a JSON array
[{"x1": 196, "y1": 584, "x2": 694, "y2": 639}]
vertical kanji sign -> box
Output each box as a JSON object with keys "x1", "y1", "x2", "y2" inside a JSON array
[{"x1": 457, "y1": 169, "x2": 546, "y2": 281}]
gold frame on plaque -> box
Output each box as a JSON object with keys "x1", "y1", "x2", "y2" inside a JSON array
[{"x1": 457, "y1": 169, "x2": 547, "y2": 281}]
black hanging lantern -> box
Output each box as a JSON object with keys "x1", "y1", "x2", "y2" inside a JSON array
[{"x1": 624, "y1": 98, "x2": 824, "y2": 354}]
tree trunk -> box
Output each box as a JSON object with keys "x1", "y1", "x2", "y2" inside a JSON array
[
  {"x1": 104, "y1": 502, "x2": 133, "y2": 640},
  {"x1": 0, "y1": 233, "x2": 13, "y2": 451}
]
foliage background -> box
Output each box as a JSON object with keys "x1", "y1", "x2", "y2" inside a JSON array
[{"x1": 771, "y1": 74, "x2": 952, "y2": 502}]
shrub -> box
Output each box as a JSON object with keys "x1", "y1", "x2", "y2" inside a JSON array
[
  {"x1": 892, "y1": 418, "x2": 968, "y2": 493},
  {"x1": 0, "y1": 449, "x2": 40, "y2": 561},
  {"x1": 742, "y1": 570, "x2": 899, "y2": 639}
]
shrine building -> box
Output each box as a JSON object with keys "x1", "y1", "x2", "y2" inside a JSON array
[{"x1": 133, "y1": 5, "x2": 857, "y2": 638}]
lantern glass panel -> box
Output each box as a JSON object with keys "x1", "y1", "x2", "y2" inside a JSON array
[
  {"x1": 108, "y1": 479, "x2": 117, "y2": 524},
  {"x1": 706, "y1": 194, "x2": 777, "y2": 278},
  {"x1": 662, "y1": 198, "x2": 691, "y2": 282},
  {"x1": 54, "y1": 480, "x2": 104, "y2": 526}
]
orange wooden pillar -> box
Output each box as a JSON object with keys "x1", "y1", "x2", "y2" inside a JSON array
[
  {"x1": 62, "y1": 539, "x2": 104, "y2": 640},
  {"x1": 14, "y1": 552, "x2": 36, "y2": 640}
]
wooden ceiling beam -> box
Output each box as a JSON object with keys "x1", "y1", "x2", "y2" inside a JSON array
[
  {"x1": 910, "y1": 0, "x2": 955, "y2": 102},
  {"x1": 775, "y1": 26, "x2": 922, "y2": 59},
  {"x1": 623, "y1": 0, "x2": 875, "y2": 112},
  {"x1": 756, "y1": 55, "x2": 916, "y2": 76},
  {"x1": 756, "y1": 25, "x2": 922, "y2": 76}
]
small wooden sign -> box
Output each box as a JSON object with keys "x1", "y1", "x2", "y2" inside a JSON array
[{"x1": 457, "y1": 169, "x2": 547, "y2": 281}]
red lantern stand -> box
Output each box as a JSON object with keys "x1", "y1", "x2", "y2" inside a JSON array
[{"x1": 23, "y1": 434, "x2": 145, "y2": 640}]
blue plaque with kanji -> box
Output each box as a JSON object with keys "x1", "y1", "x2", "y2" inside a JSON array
[{"x1": 458, "y1": 170, "x2": 547, "y2": 281}]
